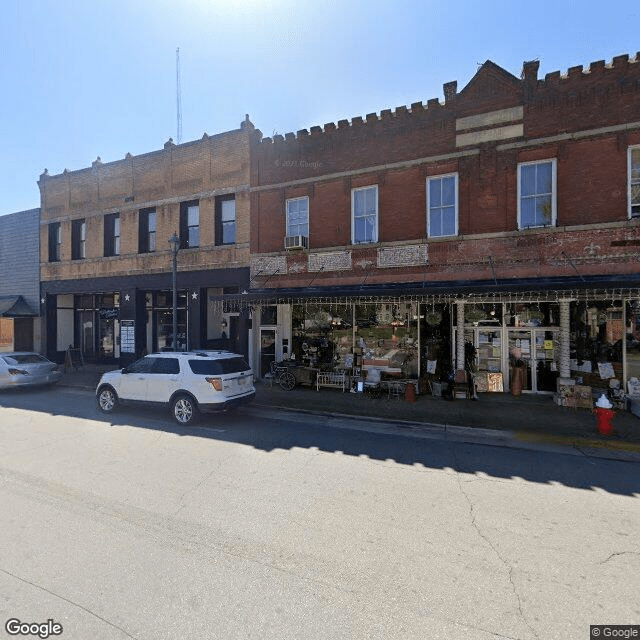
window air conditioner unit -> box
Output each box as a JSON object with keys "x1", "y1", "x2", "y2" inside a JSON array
[{"x1": 284, "y1": 235, "x2": 308, "y2": 250}]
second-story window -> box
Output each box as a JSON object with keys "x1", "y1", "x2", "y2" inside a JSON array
[
  {"x1": 180, "y1": 201, "x2": 199, "y2": 248},
  {"x1": 286, "y1": 197, "x2": 309, "y2": 238},
  {"x1": 48, "y1": 222, "x2": 61, "y2": 262},
  {"x1": 138, "y1": 208, "x2": 156, "y2": 253},
  {"x1": 352, "y1": 185, "x2": 378, "y2": 244},
  {"x1": 629, "y1": 146, "x2": 640, "y2": 218},
  {"x1": 215, "y1": 195, "x2": 236, "y2": 245},
  {"x1": 427, "y1": 174, "x2": 458, "y2": 237},
  {"x1": 518, "y1": 159, "x2": 557, "y2": 229},
  {"x1": 104, "y1": 213, "x2": 120, "y2": 257},
  {"x1": 71, "y1": 219, "x2": 86, "y2": 260}
]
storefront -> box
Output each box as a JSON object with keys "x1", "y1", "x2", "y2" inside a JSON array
[
  {"x1": 453, "y1": 301, "x2": 561, "y2": 394},
  {"x1": 72, "y1": 294, "x2": 121, "y2": 362},
  {"x1": 42, "y1": 268, "x2": 250, "y2": 365},
  {"x1": 228, "y1": 283, "x2": 640, "y2": 398},
  {"x1": 148, "y1": 291, "x2": 188, "y2": 353},
  {"x1": 0, "y1": 296, "x2": 39, "y2": 352},
  {"x1": 242, "y1": 298, "x2": 450, "y2": 388}
]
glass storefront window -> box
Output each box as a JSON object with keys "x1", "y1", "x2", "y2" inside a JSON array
[
  {"x1": 79, "y1": 310, "x2": 94, "y2": 359},
  {"x1": 570, "y1": 301, "x2": 623, "y2": 381},
  {"x1": 290, "y1": 303, "x2": 419, "y2": 378},
  {"x1": 354, "y1": 303, "x2": 419, "y2": 378},
  {"x1": 507, "y1": 302, "x2": 558, "y2": 327},
  {"x1": 156, "y1": 291, "x2": 187, "y2": 308},
  {"x1": 98, "y1": 317, "x2": 117, "y2": 358},
  {"x1": 261, "y1": 306, "x2": 278, "y2": 326},
  {"x1": 626, "y1": 300, "x2": 640, "y2": 381},
  {"x1": 420, "y1": 304, "x2": 451, "y2": 380},
  {"x1": 291, "y1": 304, "x2": 350, "y2": 369},
  {"x1": 156, "y1": 309, "x2": 187, "y2": 351},
  {"x1": 154, "y1": 290, "x2": 188, "y2": 351},
  {"x1": 463, "y1": 303, "x2": 502, "y2": 326}
]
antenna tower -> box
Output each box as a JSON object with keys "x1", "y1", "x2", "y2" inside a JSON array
[{"x1": 176, "y1": 47, "x2": 182, "y2": 144}]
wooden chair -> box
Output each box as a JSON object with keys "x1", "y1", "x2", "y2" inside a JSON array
[{"x1": 453, "y1": 369, "x2": 471, "y2": 399}]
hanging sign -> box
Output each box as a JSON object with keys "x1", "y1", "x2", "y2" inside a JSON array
[{"x1": 99, "y1": 308, "x2": 119, "y2": 319}]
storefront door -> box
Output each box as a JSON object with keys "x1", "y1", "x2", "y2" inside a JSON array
[
  {"x1": 98, "y1": 316, "x2": 119, "y2": 360},
  {"x1": 508, "y1": 328, "x2": 559, "y2": 393},
  {"x1": 79, "y1": 310, "x2": 94, "y2": 360},
  {"x1": 260, "y1": 328, "x2": 276, "y2": 378}
]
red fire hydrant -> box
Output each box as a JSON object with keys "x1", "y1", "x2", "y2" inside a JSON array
[
  {"x1": 594, "y1": 407, "x2": 615, "y2": 435},
  {"x1": 404, "y1": 381, "x2": 416, "y2": 403},
  {"x1": 593, "y1": 394, "x2": 615, "y2": 436}
]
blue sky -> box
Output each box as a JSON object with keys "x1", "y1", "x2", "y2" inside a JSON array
[{"x1": 1, "y1": 0, "x2": 637, "y2": 215}]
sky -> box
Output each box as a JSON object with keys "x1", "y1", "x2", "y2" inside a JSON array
[{"x1": 1, "y1": 0, "x2": 637, "y2": 216}]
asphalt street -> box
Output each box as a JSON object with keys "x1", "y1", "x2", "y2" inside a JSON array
[{"x1": 0, "y1": 387, "x2": 638, "y2": 640}]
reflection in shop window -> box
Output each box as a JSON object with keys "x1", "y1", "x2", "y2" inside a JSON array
[
  {"x1": 290, "y1": 303, "x2": 419, "y2": 379},
  {"x1": 156, "y1": 309, "x2": 187, "y2": 351},
  {"x1": 506, "y1": 303, "x2": 557, "y2": 327},
  {"x1": 260, "y1": 306, "x2": 278, "y2": 326},
  {"x1": 570, "y1": 301, "x2": 623, "y2": 383},
  {"x1": 626, "y1": 300, "x2": 640, "y2": 381}
]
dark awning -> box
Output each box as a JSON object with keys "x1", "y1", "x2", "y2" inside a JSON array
[
  {"x1": 209, "y1": 273, "x2": 640, "y2": 309},
  {"x1": 0, "y1": 296, "x2": 38, "y2": 317}
]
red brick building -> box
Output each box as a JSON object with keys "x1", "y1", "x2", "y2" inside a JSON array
[{"x1": 244, "y1": 53, "x2": 640, "y2": 394}]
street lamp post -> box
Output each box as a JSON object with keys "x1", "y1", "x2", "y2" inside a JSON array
[{"x1": 169, "y1": 233, "x2": 180, "y2": 351}]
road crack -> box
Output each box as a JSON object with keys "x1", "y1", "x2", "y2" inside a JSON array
[
  {"x1": 600, "y1": 550, "x2": 640, "y2": 564},
  {"x1": 0, "y1": 567, "x2": 137, "y2": 638},
  {"x1": 172, "y1": 455, "x2": 232, "y2": 516},
  {"x1": 452, "y1": 447, "x2": 539, "y2": 640}
]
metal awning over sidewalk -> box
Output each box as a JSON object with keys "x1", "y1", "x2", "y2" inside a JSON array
[
  {"x1": 210, "y1": 273, "x2": 640, "y2": 309},
  {"x1": 0, "y1": 296, "x2": 38, "y2": 317}
]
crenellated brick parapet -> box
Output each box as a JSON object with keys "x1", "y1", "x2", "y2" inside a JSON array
[
  {"x1": 256, "y1": 52, "x2": 639, "y2": 149},
  {"x1": 524, "y1": 53, "x2": 640, "y2": 136},
  {"x1": 253, "y1": 52, "x2": 640, "y2": 187}
]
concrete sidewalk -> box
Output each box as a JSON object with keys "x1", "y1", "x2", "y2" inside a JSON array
[{"x1": 60, "y1": 363, "x2": 640, "y2": 453}]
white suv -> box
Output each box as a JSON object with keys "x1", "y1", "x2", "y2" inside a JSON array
[{"x1": 96, "y1": 351, "x2": 255, "y2": 425}]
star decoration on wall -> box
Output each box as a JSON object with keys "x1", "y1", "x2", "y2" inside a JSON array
[
  {"x1": 41, "y1": 298, "x2": 45, "y2": 304},
  {"x1": 124, "y1": 294, "x2": 130, "y2": 302},
  {"x1": 192, "y1": 292, "x2": 198, "y2": 300}
]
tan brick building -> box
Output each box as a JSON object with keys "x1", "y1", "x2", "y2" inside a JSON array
[{"x1": 40, "y1": 118, "x2": 255, "y2": 364}]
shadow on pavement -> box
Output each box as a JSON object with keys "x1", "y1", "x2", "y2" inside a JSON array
[{"x1": 1, "y1": 383, "x2": 639, "y2": 497}]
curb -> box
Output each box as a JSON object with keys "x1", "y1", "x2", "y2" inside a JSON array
[
  {"x1": 54, "y1": 385, "x2": 640, "y2": 461},
  {"x1": 252, "y1": 402, "x2": 640, "y2": 461},
  {"x1": 515, "y1": 430, "x2": 640, "y2": 454}
]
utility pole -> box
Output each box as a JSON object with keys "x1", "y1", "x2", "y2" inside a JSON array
[
  {"x1": 176, "y1": 48, "x2": 182, "y2": 144},
  {"x1": 169, "y1": 233, "x2": 180, "y2": 351}
]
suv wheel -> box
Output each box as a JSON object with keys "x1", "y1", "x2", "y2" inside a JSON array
[
  {"x1": 97, "y1": 385, "x2": 118, "y2": 413},
  {"x1": 172, "y1": 394, "x2": 198, "y2": 425}
]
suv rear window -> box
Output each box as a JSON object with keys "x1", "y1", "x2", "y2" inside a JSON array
[{"x1": 188, "y1": 358, "x2": 250, "y2": 375}]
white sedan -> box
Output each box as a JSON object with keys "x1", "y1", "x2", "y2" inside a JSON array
[{"x1": 0, "y1": 352, "x2": 63, "y2": 389}]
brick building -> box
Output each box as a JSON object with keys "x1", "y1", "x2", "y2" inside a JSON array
[
  {"x1": 0, "y1": 208, "x2": 40, "y2": 352},
  {"x1": 245, "y1": 53, "x2": 640, "y2": 394},
  {"x1": 40, "y1": 118, "x2": 255, "y2": 365}
]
